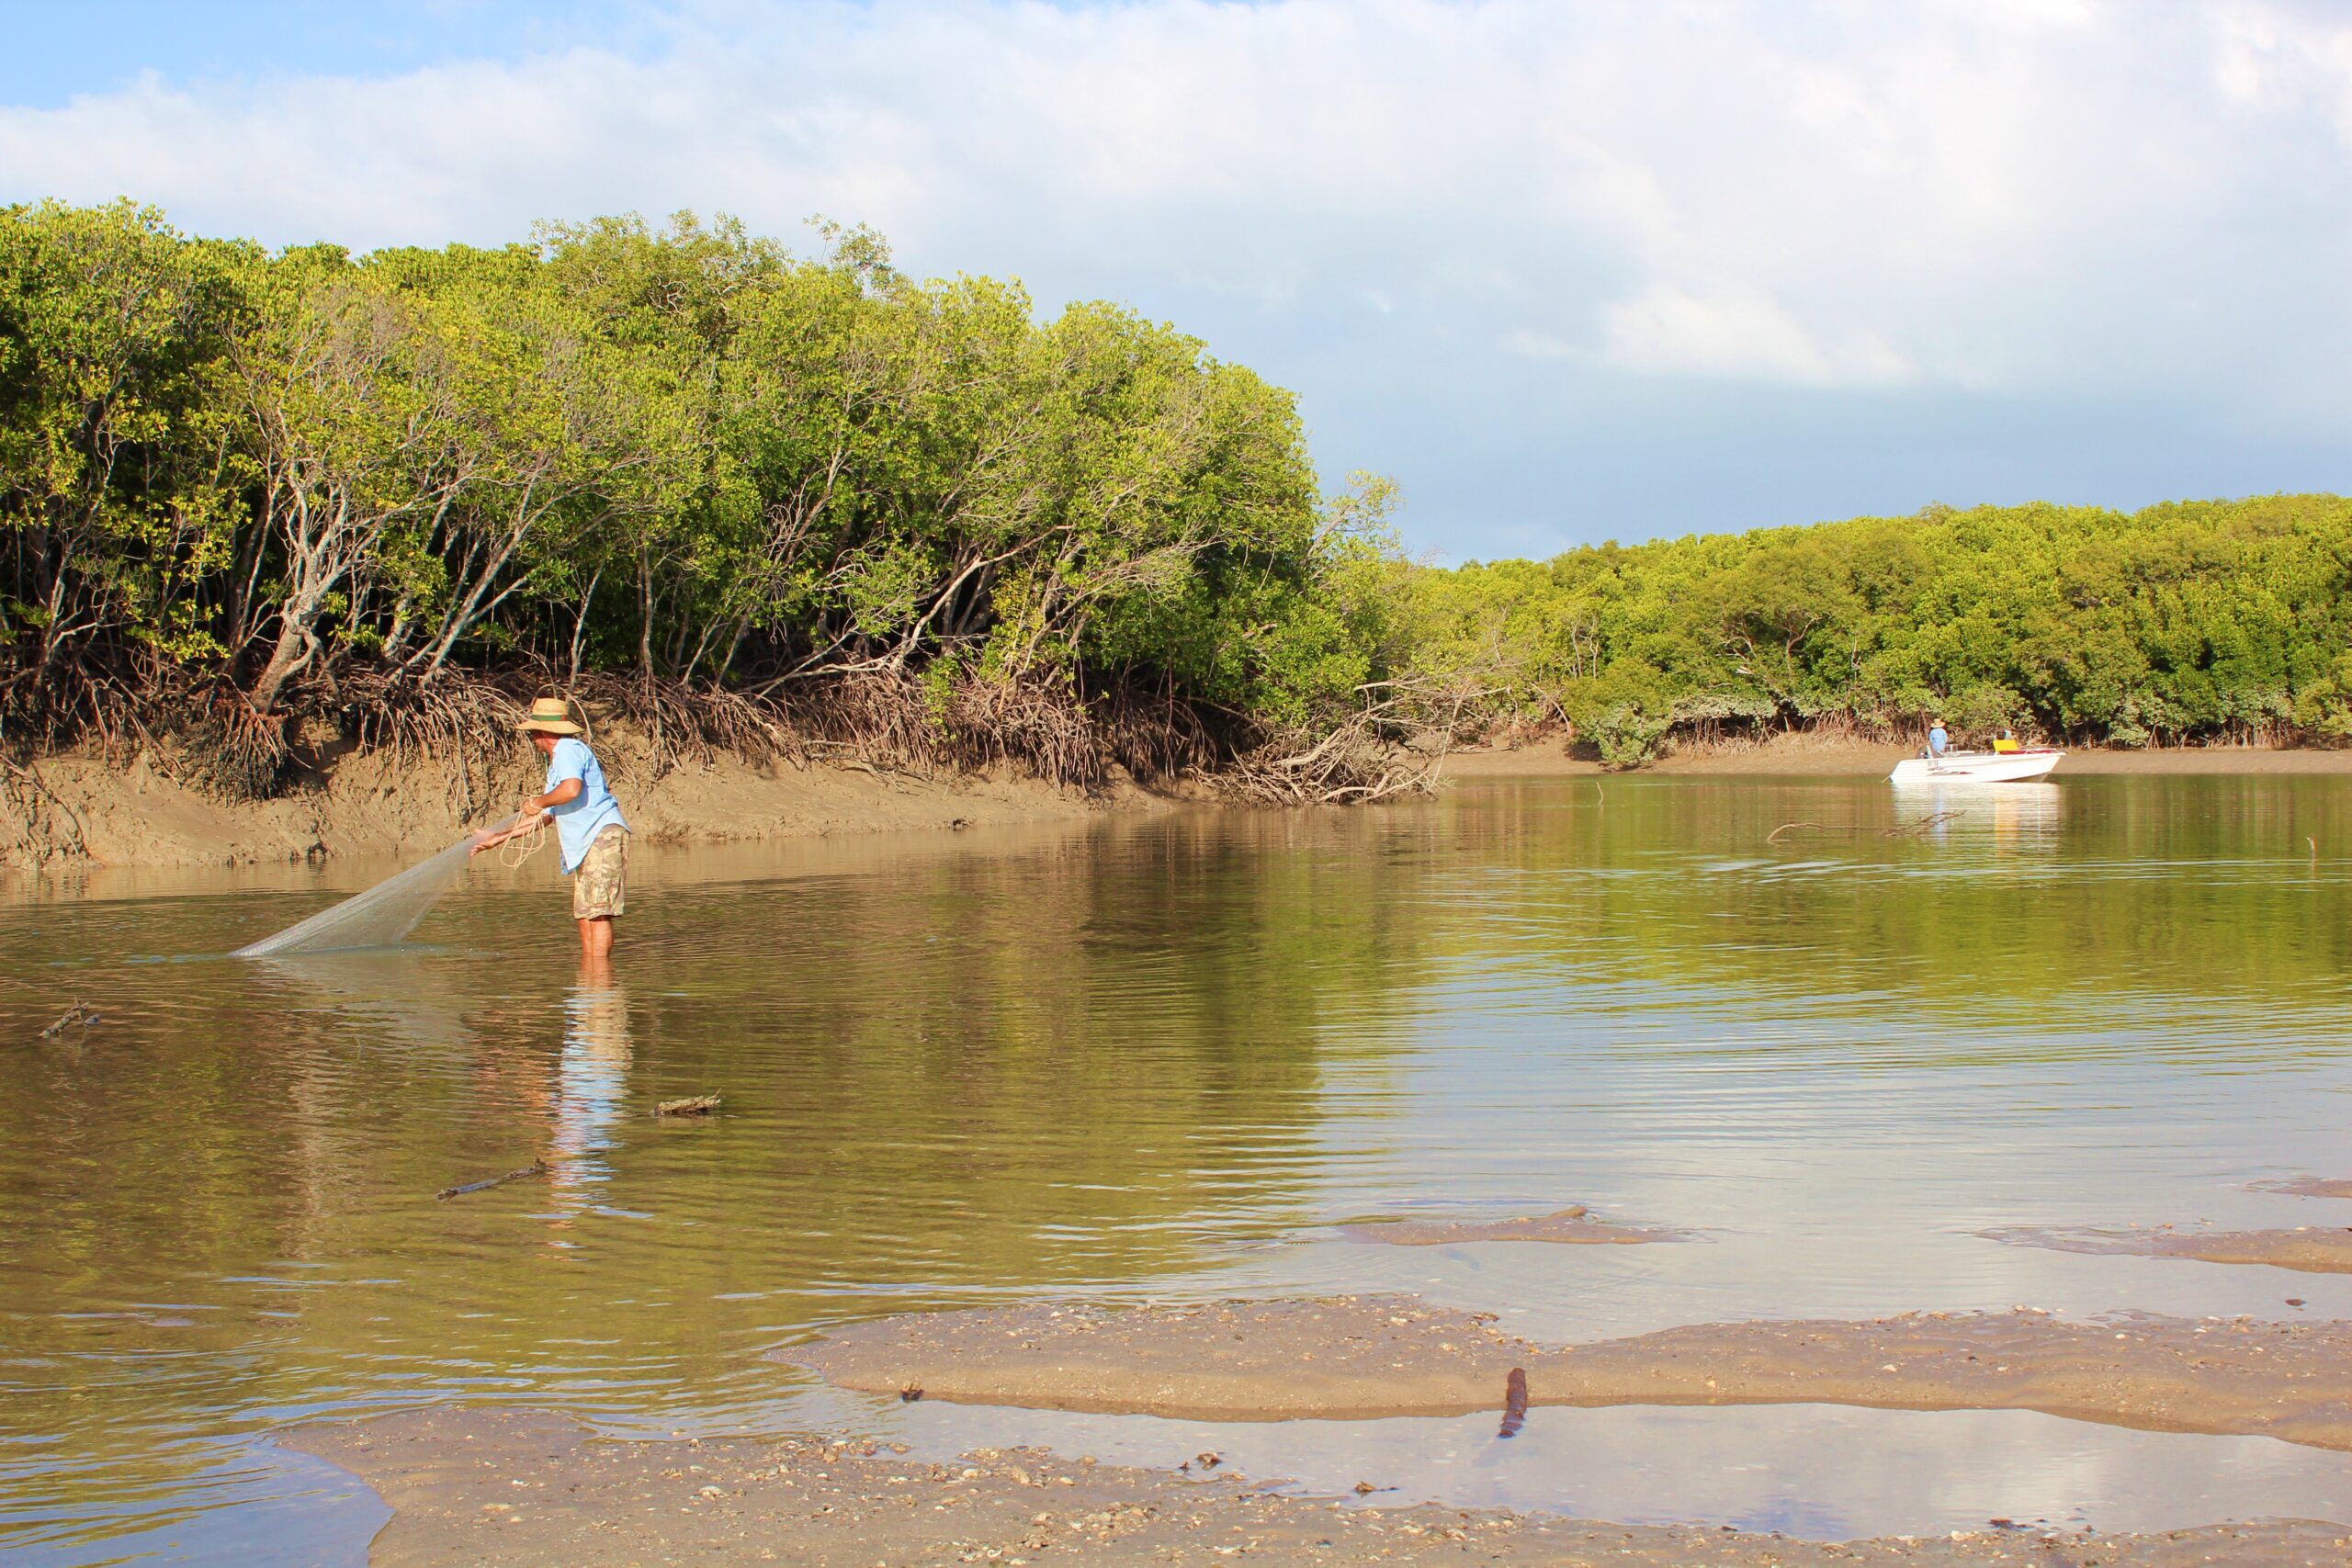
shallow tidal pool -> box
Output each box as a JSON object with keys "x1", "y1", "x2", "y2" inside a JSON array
[{"x1": 6, "y1": 773, "x2": 2352, "y2": 1562}]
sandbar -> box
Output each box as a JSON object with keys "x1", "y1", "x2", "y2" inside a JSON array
[
  {"x1": 2256, "y1": 1177, "x2": 2352, "y2": 1200},
  {"x1": 782, "y1": 1293, "x2": 2352, "y2": 1450},
  {"x1": 1986, "y1": 1224, "x2": 2352, "y2": 1275},
  {"x1": 281, "y1": 1404, "x2": 2351, "y2": 1567}
]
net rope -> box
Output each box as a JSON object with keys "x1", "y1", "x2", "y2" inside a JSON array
[{"x1": 232, "y1": 813, "x2": 526, "y2": 958}]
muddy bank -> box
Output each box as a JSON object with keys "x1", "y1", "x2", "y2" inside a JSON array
[
  {"x1": 1987, "y1": 1224, "x2": 2352, "y2": 1275},
  {"x1": 282, "y1": 1405, "x2": 2349, "y2": 1567},
  {"x1": 1442, "y1": 735, "x2": 2352, "y2": 779},
  {"x1": 783, "y1": 1294, "x2": 2352, "y2": 1449},
  {"x1": 1340, "y1": 1205, "x2": 1685, "y2": 1247},
  {"x1": 2, "y1": 728, "x2": 1170, "y2": 871}
]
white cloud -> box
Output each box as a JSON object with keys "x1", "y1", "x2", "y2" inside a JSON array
[
  {"x1": 4, "y1": 0, "x2": 2351, "y2": 545},
  {"x1": 2213, "y1": 0, "x2": 2352, "y2": 140},
  {"x1": 1595, "y1": 284, "x2": 1918, "y2": 389}
]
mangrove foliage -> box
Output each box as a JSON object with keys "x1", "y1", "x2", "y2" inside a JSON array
[
  {"x1": 5, "y1": 200, "x2": 2349, "y2": 788},
  {"x1": 1, "y1": 200, "x2": 1408, "y2": 795}
]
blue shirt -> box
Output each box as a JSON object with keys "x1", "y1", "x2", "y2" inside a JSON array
[
  {"x1": 545, "y1": 737, "x2": 628, "y2": 873},
  {"x1": 1928, "y1": 726, "x2": 1950, "y2": 755}
]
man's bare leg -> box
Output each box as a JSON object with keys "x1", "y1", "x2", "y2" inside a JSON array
[{"x1": 578, "y1": 916, "x2": 615, "y2": 961}]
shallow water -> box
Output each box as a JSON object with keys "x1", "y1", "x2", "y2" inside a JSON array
[{"x1": 6, "y1": 775, "x2": 2352, "y2": 1562}]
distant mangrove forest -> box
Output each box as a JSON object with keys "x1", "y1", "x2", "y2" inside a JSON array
[
  {"x1": 1405, "y1": 491, "x2": 2352, "y2": 765},
  {"x1": 6, "y1": 200, "x2": 2350, "y2": 794}
]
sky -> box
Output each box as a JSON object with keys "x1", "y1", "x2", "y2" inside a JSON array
[{"x1": 3, "y1": 0, "x2": 2349, "y2": 562}]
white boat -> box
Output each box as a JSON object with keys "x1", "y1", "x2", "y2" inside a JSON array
[{"x1": 1887, "y1": 748, "x2": 2064, "y2": 785}]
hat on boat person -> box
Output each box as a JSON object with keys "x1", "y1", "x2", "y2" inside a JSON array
[{"x1": 517, "y1": 696, "x2": 584, "y2": 737}]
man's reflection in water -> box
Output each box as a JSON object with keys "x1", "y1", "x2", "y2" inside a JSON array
[{"x1": 548, "y1": 957, "x2": 630, "y2": 1225}]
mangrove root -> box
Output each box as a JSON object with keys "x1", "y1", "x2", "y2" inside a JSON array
[
  {"x1": 656, "y1": 1094, "x2": 723, "y2": 1117},
  {"x1": 435, "y1": 1159, "x2": 549, "y2": 1201}
]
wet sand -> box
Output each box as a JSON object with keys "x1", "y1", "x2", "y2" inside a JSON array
[
  {"x1": 2256, "y1": 1178, "x2": 2352, "y2": 1200},
  {"x1": 1340, "y1": 1205, "x2": 1685, "y2": 1246},
  {"x1": 1988, "y1": 1225, "x2": 2352, "y2": 1275},
  {"x1": 283, "y1": 1405, "x2": 2351, "y2": 1567},
  {"x1": 783, "y1": 1294, "x2": 2352, "y2": 1449}
]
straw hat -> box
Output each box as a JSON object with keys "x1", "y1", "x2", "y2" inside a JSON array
[{"x1": 517, "y1": 696, "x2": 584, "y2": 737}]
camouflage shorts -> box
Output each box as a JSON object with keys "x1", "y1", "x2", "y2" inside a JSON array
[{"x1": 571, "y1": 825, "x2": 628, "y2": 919}]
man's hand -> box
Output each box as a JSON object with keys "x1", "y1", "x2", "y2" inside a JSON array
[{"x1": 469, "y1": 807, "x2": 541, "y2": 856}]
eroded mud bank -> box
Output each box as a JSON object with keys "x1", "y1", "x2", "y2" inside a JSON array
[
  {"x1": 782, "y1": 1294, "x2": 2352, "y2": 1450},
  {"x1": 282, "y1": 1406, "x2": 2351, "y2": 1568}
]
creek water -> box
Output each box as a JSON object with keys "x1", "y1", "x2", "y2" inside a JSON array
[{"x1": 6, "y1": 774, "x2": 2352, "y2": 1562}]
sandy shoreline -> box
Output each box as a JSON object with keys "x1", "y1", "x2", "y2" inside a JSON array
[
  {"x1": 1441, "y1": 735, "x2": 2352, "y2": 778},
  {"x1": 11, "y1": 724, "x2": 2344, "y2": 872},
  {"x1": 283, "y1": 1404, "x2": 2351, "y2": 1567},
  {"x1": 266, "y1": 1270, "x2": 2352, "y2": 1564}
]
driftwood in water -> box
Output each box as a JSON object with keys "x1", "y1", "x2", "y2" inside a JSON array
[
  {"x1": 656, "y1": 1094, "x2": 722, "y2": 1117},
  {"x1": 1498, "y1": 1366, "x2": 1530, "y2": 1438},
  {"x1": 1883, "y1": 809, "x2": 1966, "y2": 838},
  {"x1": 39, "y1": 1002, "x2": 98, "y2": 1039},
  {"x1": 435, "y1": 1159, "x2": 549, "y2": 1201}
]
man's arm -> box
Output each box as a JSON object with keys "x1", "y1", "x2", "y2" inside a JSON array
[
  {"x1": 470, "y1": 810, "x2": 540, "y2": 854},
  {"x1": 531, "y1": 779, "x2": 585, "y2": 812}
]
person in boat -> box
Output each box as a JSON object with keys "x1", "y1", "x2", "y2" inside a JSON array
[
  {"x1": 1992, "y1": 728, "x2": 2021, "y2": 754},
  {"x1": 1927, "y1": 717, "x2": 1950, "y2": 758},
  {"x1": 470, "y1": 696, "x2": 631, "y2": 962}
]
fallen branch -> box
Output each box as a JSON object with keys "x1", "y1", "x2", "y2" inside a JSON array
[
  {"x1": 656, "y1": 1094, "x2": 722, "y2": 1117},
  {"x1": 1222, "y1": 678, "x2": 1484, "y2": 806},
  {"x1": 435, "y1": 1159, "x2": 549, "y2": 1201}
]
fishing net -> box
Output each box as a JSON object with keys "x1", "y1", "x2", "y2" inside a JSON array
[{"x1": 232, "y1": 815, "x2": 520, "y2": 957}]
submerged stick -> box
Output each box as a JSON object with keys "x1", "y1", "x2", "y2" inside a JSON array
[
  {"x1": 656, "y1": 1094, "x2": 722, "y2": 1117},
  {"x1": 1883, "y1": 809, "x2": 1965, "y2": 837},
  {"x1": 1498, "y1": 1367, "x2": 1530, "y2": 1438},
  {"x1": 38, "y1": 1002, "x2": 97, "y2": 1039},
  {"x1": 435, "y1": 1159, "x2": 549, "y2": 1201},
  {"x1": 1771, "y1": 809, "x2": 1965, "y2": 846}
]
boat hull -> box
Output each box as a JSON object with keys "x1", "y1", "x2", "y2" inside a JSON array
[{"x1": 1888, "y1": 750, "x2": 2064, "y2": 784}]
